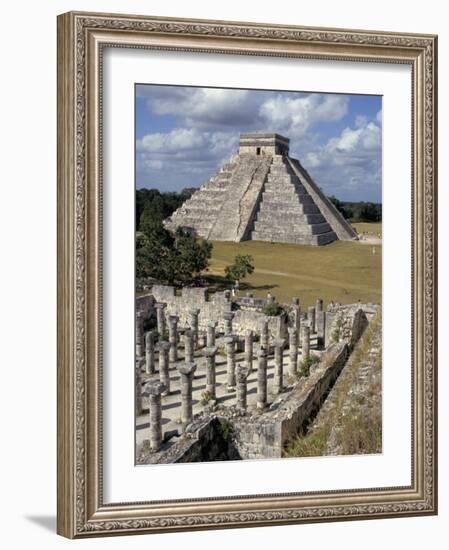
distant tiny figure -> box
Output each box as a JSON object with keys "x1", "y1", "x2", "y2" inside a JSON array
[{"x1": 372, "y1": 246, "x2": 376, "y2": 255}]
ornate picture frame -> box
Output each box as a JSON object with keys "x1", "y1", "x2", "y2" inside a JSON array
[{"x1": 57, "y1": 11, "x2": 437, "y2": 538}]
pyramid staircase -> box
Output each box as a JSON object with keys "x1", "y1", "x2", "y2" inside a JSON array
[
  {"x1": 165, "y1": 158, "x2": 237, "y2": 239},
  {"x1": 250, "y1": 156, "x2": 337, "y2": 245}
]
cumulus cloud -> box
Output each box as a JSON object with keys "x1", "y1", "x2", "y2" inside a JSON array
[
  {"x1": 136, "y1": 127, "x2": 239, "y2": 190},
  {"x1": 301, "y1": 117, "x2": 382, "y2": 201},
  {"x1": 259, "y1": 93, "x2": 348, "y2": 138},
  {"x1": 136, "y1": 85, "x2": 381, "y2": 200}
]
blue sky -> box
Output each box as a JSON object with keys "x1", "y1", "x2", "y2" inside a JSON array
[{"x1": 136, "y1": 84, "x2": 382, "y2": 202}]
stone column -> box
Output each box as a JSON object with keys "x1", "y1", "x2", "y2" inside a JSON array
[
  {"x1": 256, "y1": 349, "x2": 268, "y2": 409},
  {"x1": 189, "y1": 308, "x2": 200, "y2": 349},
  {"x1": 288, "y1": 326, "x2": 298, "y2": 376},
  {"x1": 135, "y1": 312, "x2": 144, "y2": 359},
  {"x1": 224, "y1": 335, "x2": 236, "y2": 390},
  {"x1": 273, "y1": 339, "x2": 285, "y2": 394},
  {"x1": 155, "y1": 303, "x2": 167, "y2": 338},
  {"x1": 178, "y1": 362, "x2": 197, "y2": 431},
  {"x1": 223, "y1": 311, "x2": 234, "y2": 336},
  {"x1": 321, "y1": 311, "x2": 327, "y2": 347},
  {"x1": 260, "y1": 317, "x2": 270, "y2": 350},
  {"x1": 206, "y1": 321, "x2": 217, "y2": 347},
  {"x1": 236, "y1": 364, "x2": 251, "y2": 412},
  {"x1": 158, "y1": 341, "x2": 171, "y2": 396},
  {"x1": 146, "y1": 380, "x2": 165, "y2": 452},
  {"x1": 244, "y1": 330, "x2": 254, "y2": 371},
  {"x1": 145, "y1": 330, "x2": 155, "y2": 374},
  {"x1": 197, "y1": 332, "x2": 207, "y2": 349},
  {"x1": 135, "y1": 360, "x2": 143, "y2": 417},
  {"x1": 307, "y1": 306, "x2": 316, "y2": 333},
  {"x1": 183, "y1": 329, "x2": 194, "y2": 363},
  {"x1": 315, "y1": 299, "x2": 325, "y2": 347},
  {"x1": 302, "y1": 324, "x2": 311, "y2": 361},
  {"x1": 203, "y1": 346, "x2": 218, "y2": 399},
  {"x1": 167, "y1": 315, "x2": 179, "y2": 363},
  {"x1": 290, "y1": 298, "x2": 301, "y2": 332}
]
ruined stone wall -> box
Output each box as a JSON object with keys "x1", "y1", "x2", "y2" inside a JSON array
[
  {"x1": 279, "y1": 343, "x2": 350, "y2": 446},
  {"x1": 151, "y1": 285, "x2": 232, "y2": 331},
  {"x1": 232, "y1": 418, "x2": 282, "y2": 459},
  {"x1": 149, "y1": 285, "x2": 288, "y2": 338},
  {"x1": 233, "y1": 310, "x2": 287, "y2": 339},
  {"x1": 136, "y1": 294, "x2": 155, "y2": 318}
]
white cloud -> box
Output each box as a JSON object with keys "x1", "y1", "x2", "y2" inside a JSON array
[
  {"x1": 301, "y1": 117, "x2": 382, "y2": 201},
  {"x1": 136, "y1": 85, "x2": 381, "y2": 200},
  {"x1": 259, "y1": 94, "x2": 348, "y2": 138}
]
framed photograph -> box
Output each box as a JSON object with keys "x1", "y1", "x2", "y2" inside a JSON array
[{"x1": 57, "y1": 11, "x2": 438, "y2": 538}]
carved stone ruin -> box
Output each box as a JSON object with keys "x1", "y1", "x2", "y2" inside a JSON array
[
  {"x1": 273, "y1": 338, "x2": 285, "y2": 394},
  {"x1": 178, "y1": 362, "x2": 197, "y2": 432},
  {"x1": 183, "y1": 329, "x2": 194, "y2": 363},
  {"x1": 223, "y1": 311, "x2": 234, "y2": 336},
  {"x1": 155, "y1": 302, "x2": 166, "y2": 337},
  {"x1": 189, "y1": 308, "x2": 200, "y2": 349},
  {"x1": 165, "y1": 133, "x2": 358, "y2": 245},
  {"x1": 257, "y1": 348, "x2": 268, "y2": 409},
  {"x1": 145, "y1": 330, "x2": 155, "y2": 374},
  {"x1": 224, "y1": 335, "x2": 237, "y2": 390},
  {"x1": 203, "y1": 346, "x2": 218, "y2": 399},
  {"x1": 302, "y1": 324, "x2": 311, "y2": 361},
  {"x1": 136, "y1": 311, "x2": 144, "y2": 359},
  {"x1": 244, "y1": 329, "x2": 254, "y2": 371},
  {"x1": 158, "y1": 341, "x2": 171, "y2": 396},
  {"x1": 260, "y1": 317, "x2": 269, "y2": 350},
  {"x1": 207, "y1": 321, "x2": 217, "y2": 347},
  {"x1": 288, "y1": 326, "x2": 298, "y2": 376},
  {"x1": 236, "y1": 364, "x2": 251, "y2": 412},
  {"x1": 308, "y1": 306, "x2": 316, "y2": 333},
  {"x1": 168, "y1": 315, "x2": 179, "y2": 363},
  {"x1": 146, "y1": 380, "x2": 165, "y2": 452}
]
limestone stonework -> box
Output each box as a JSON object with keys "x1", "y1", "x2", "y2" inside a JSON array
[
  {"x1": 178, "y1": 362, "x2": 197, "y2": 431},
  {"x1": 165, "y1": 133, "x2": 357, "y2": 246},
  {"x1": 146, "y1": 380, "x2": 165, "y2": 452}
]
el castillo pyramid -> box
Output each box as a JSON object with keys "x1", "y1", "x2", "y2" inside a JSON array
[{"x1": 165, "y1": 133, "x2": 358, "y2": 245}]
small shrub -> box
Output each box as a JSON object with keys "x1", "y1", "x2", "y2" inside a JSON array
[
  {"x1": 200, "y1": 391, "x2": 213, "y2": 406},
  {"x1": 331, "y1": 318, "x2": 343, "y2": 342},
  {"x1": 298, "y1": 353, "x2": 320, "y2": 378},
  {"x1": 262, "y1": 301, "x2": 284, "y2": 317},
  {"x1": 219, "y1": 419, "x2": 234, "y2": 440}
]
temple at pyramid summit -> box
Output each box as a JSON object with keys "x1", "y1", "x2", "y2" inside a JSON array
[{"x1": 164, "y1": 133, "x2": 358, "y2": 246}]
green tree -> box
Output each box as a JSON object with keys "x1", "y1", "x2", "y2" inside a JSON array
[
  {"x1": 172, "y1": 227, "x2": 213, "y2": 284},
  {"x1": 224, "y1": 254, "x2": 255, "y2": 283},
  {"x1": 136, "y1": 222, "x2": 212, "y2": 285}
]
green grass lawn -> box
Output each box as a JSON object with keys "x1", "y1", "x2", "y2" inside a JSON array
[{"x1": 206, "y1": 231, "x2": 381, "y2": 307}]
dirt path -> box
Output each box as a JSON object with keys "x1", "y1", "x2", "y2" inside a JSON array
[{"x1": 254, "y1": 267, "x2": 381, "y2": 294}]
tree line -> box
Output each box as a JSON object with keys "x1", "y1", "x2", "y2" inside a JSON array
[{"x1": 328, "y1": 196, "x2": 382, "y2": 223}]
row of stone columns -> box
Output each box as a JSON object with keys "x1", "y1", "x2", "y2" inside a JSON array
[
  {"x1": 145, "y1": 359, "x2": 198, "y2": 451},
  {"x1": 139, "y1": 298, "x2": 324, "y2": 453}
]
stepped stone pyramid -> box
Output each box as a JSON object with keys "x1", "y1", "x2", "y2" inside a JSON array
[{"x1": 165, "y1": 133, "x2": 358, "y2": 245}]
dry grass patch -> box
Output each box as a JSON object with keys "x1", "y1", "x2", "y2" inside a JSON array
[
  {"x1": 206, "y1": 237, "x2": 381, "y2": 307},
  {"x1": 283, "y1": 311, "x2": 382, "y2": 458}
]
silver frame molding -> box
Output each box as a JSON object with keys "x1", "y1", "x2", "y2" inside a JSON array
[{"x1": 57, "y1": 11, "x2": 438, "y2": 538}]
